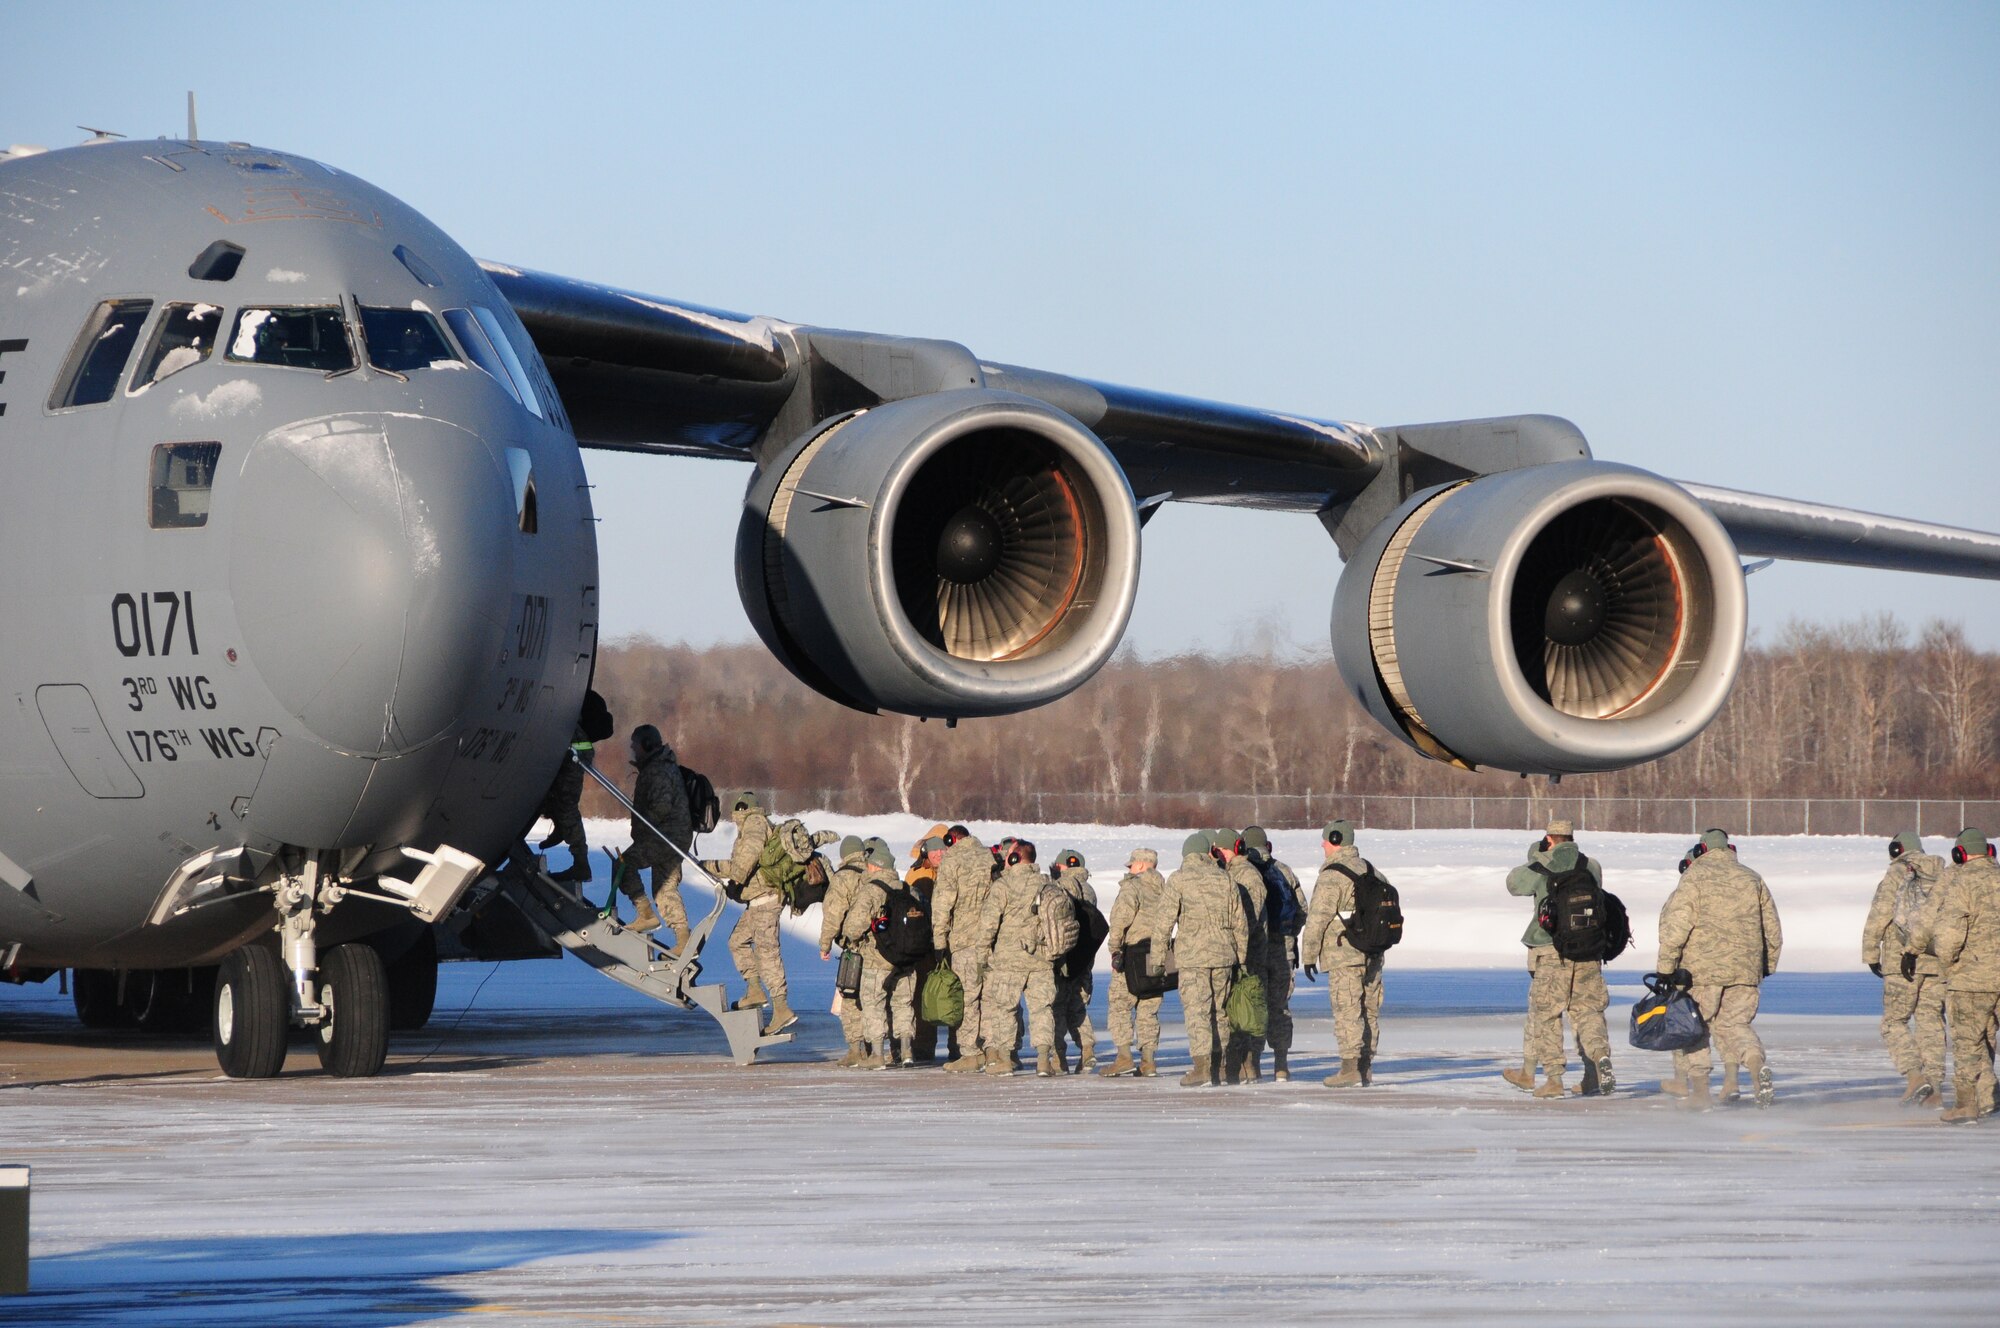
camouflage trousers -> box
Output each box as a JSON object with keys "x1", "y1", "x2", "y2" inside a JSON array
[
  {"x1": 537, "y1": 752, "x2": 588, "y2": 859},
  {"x1": 1181, "y1": 966, "x2": 1235, "y2": 1064},
  {"x1": 1881, "y1": 971, "x2": 1948, "y2": 1087},
  {"x1": 983, "y1": 965, "x2": 1057, "y2": 1054},
  {"x1": 1259, "y1": 952, "x2": 1296, "y2": 1057},
  {"x1": 1947, "y1": 989, "x2": 1999, "y2": 1115},
  {"x1": 1673, "y1": 984, "x2": 1764, "y2": 1081},
  {"x1": 1105, "y1": 973, "x2": 1163, "y2": 1055},
  {"x1": 728, "y1": 898, "x2": 787, "y2": 1002},
  {"x1": 861, "y1": 959, "x2": 918, "y2": 1049},
  {"x1": 1326, "y1": 957, "x2": 1384, "y2": 1069},
  {"x1": 1056, "y1": 973, "x2": 1095, "y2": 1063},
  {"x1": 953, "y1": 955, "x2": 988, "y2": 1050},
  {"x1": 1523, "y1": 947, "x2": 1610, "y2": 1072},
  {"x1": 834, "y1": 963, "x2": 865, "y2": 1046}
]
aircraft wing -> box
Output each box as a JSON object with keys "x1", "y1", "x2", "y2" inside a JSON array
[{"x1": 490, "y1": 261, "x2": 2000, "y2": 580}]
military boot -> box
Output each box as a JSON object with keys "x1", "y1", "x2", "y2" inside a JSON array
[
  {"x1": 1137, "y1": 1048, "x2": 1159, "y2": 1077},
  {"x1": 1054, "y1": 1045, "x2": 1071, "y2": 1075},
  {"x1": 1940, "y1": 1098, "x2": 1983, "y2": 1123},
  {"x1": 1272, "y1": 1050, "x2": 1290, "y2": 1083},
  {"x1": 1717, "y1": 1061, "x2": 1741, "y2": 1104},
  {"x1": 734, "y1": 977, "x2": 768, "y2": 1011},
  {"x1": 980, "y1": 1047, "x2": 1012, "y2": 1076},
  {"x1": 942, "y1": 1044, "x2": 982, "y2": 1073},
  {"x1": 1245, "y1": 1050, "x2": 1264, "y2": 1084},
  {"x1": 1752, "y1": 1062, "x2": 1775, "y2": 1108},
  {"x1": 1078, "y1": 1049, "x2": 1097, "y2": 1076},
  {"x1": 1683, "y1": 1072, "x2": 1712, "y2": 1110},
  {"x1": 838, "y1": 1041, "x2": 864, "y2": 1068},
  {"x1": 1532, "y1": 1072, "x2": 1566, "y2": 1099},
  {"x1": 1900, "y1": 1072, "x2": 1935, "y2": 1106},
  {"x1": 1036, "y1": 1049, "x2": 1057, "y2": 1078},
  {"x1": 1501, "y1": 1066, "x2": 1538, "y2": 1093},
  {"x1": 1658, "y1": 1076, "x2": 1689, "y2": 1098},
  {"x1": 898, "y1": 1039, "x2": 917, "y2": 1069},
  {"x1": 1100, "y1": 1050, "x2": 1135, "y2": 1077},
  {"x1": 622, "y1": 895, "x2": 662, "y2": 932},
  {"x1": 1180, "y1": 1056, "x2": 1212, "y2": 1088},
  {"x1": 764, "y1": 995, "x2": 798, "y2": 1035},
  {"x1": 1324, "y1": 1062, "x2": 1362, "y2": 1088},
  {"x1": 551, "y1": 859, "x2": 591, "y2": 884},
  {"x1": 870, "y1": 1043, "x2": 894, "y2": 1070}
]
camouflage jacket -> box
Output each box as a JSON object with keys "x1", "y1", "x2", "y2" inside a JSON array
[
  {"x1": 930, "y1": 835, "x2": 992, "y2": 957},
  {"x1": 702, "y1": 807, "x2": 775, "y2": 902},
  {"x1": 630, "y1": 745, "x2": 692, "y2": 851},
  {"x1": 1656, "y1": 848, "x2": 1782, "y2": 986},
  {"x1": 818, "y1": 856, "x2": 868, "y2": 953},
  {"x1": 1056, "y1": 865, "x2": 1098, "y2": 910},
  {"x1": 1506, "y1": 842, "x2": 1602, "y2": 949},
  {"x1": 1861, "y1": 852, "x2": 1948, "y2": 975},
  {"x1": 1107, "y1": 868, "x2": 1166, "y2": 952},
  {"x1": 841, "y1": 863, "x2": 908, "y2": 966},
  {"x1": 1299, "y1": 845, "x2": 1380, "y2": 970},
  {"x1": 1225, "y1": 855, "x2": 1270, "y2": 967},
  {"x1": 1912, "y1": 855, "x2": 2000, "y2": 993},
  {"x1": 975, "y1": 861, "x2": 1055, "y2": 975},
  {"x1": 1141, "y1": 853, "x2": 1249, "y2": 971}
]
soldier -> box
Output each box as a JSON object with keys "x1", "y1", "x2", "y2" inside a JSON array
[
  {"x1": 1102, "y1": 847, "x2": 1167, "y2": 1077},
  {"x1": 974, "y1": 839, "x2": 1060, "y2": 1076},
  {"x1": 1655, "y1": 829, "x2": 1784, "y2": 1109},
  {"x1": 819, "y1": 835, "x2": 871, "y2": 1067},
  {"x1": 1861, "y1": 831, "x2": 1950, "y2": 1104},
  {"x1": 616, "y1": 725, "x2": 694, "y2": 952},
  {"x1": 1502, "y1": 818, "x2": 1615, "y2": 1099},
  {"x1": 1142, "y1": 831, "x2": 1249, "y2": 1088},
  {"x1": 1908, "y1": 828, "x2": 2000, "y2": 1123},
  {"x1": 1299, "y1": 819, "x2": 1387, "y2": 1088},
  {"x1": 932, "y1": 825, "x2": 993, "y2": 1073},
  {"x1": 1051, "y1": 848, "x2": 1100, "y2": 1074},
  {"x1": 701, "y1": 791, "x2": 795, "y2": 1035},
  {"x1": 536, "y1": 717, "x2": 598, "y2": 884},
  {"x1": 846, "y1": 842, "x2": 921, "y2": 1068},
  {"x1": 1215, "y1": 831, "x2": 1269, "y2": 1083},
  {"x1": 1242, "y1": 826, "x2": 1307, "y2": 1082}
]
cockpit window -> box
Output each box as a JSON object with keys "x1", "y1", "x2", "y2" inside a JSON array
[
  {"x1": 443, "y1": 307, "x2": 532, "y2": 414},
  {"x1": 134, "y1": 303, "x2": 224, "y2": 388},
  {"x1": 51, "y1": 299, "x2": 153, "y2": 409},
  {"x1": 358, "y1": 305, "x2": 458, "y2": 374},
  {"x1": 225, "y1": 306, "x2": 354, "y2": 373}
]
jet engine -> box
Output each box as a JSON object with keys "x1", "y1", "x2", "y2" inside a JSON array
[
  {"x1": 737, "y1": 390, "x2": 1141, "y2": 718},
  {"x1": 1332, "y1": 461, "x2": 1748, "y2": 774}
]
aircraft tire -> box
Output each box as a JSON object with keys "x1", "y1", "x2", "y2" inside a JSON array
[
  {"x1": 215, "y1": 947, "x2": 289, "y2": 1079},
  {"x1": 386, "y1": 927, "x2": 439, "y2": 1031},
  {"x1": 316, "y1": 943, "x2": 390, "y2": 1078},
  {"x1": 73, "y1": 969, "x2": 127, "y2": 1029},
  {"x1": 123, "y1": 969, "x2": 179, "y2": 1032}
]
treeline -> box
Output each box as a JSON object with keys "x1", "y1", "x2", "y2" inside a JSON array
[{"x1": 579, "y1": 615, "x2": 2000, "y2": 823}]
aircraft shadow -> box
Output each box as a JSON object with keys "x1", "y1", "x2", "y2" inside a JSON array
[{"x1": 23, "y1": 1227, "x2": 673, "y2": 1326}]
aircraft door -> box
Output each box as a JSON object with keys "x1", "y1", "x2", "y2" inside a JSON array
[{"x1": 36, "y1": 684, "x2": 145, "y2": 798}]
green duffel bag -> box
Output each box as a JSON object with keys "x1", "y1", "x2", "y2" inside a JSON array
[
  {"x1": 1224, "y1": 968, "x2": 1268, "y2": 1040},
  {"x1": 919, "y1": 963, "x2": 965, "y2": 1028}
]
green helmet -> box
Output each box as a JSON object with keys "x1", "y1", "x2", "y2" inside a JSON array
[
  {"x1": 839, "y1": 834, "x2": 865, "y2": 862},
  {"x1": 1956, "y1": 828, "x2": 1990, "y2": 858},
  {"x1": 1890, "y1": 831, "x2": 1923, "y2": 860},
  {"x1": 1241, "y1": 826, "x2": 1271, "y2": 854},
  {"x1": 866, "y1": 844, "x2": 898, "y2": 870},
  {"x1": 1324, "y1": 819, "x2": 1356, "y2": 847},
  {"x1": 1181, "y1": 831, "x2": 1212, "y2": 860},
  {"x1": 1699, "y1": 828, "x2": 1731, "y2": 852}
]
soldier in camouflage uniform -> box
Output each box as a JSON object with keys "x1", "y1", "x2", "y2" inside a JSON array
[
  {"x1": 1215, "y1": 831, "x2": 1269, "y2": 1084},
  {"x1": 1142, "y1": 832, "x2": 1249, "y2": 1088},
  {"x1": 1656, "y1": 829, "x2": 1784, "y2": 1108},
  {"x1": 1051, "y1": 849, "x2": 1100, "y2": 1074},
  {"x1": 1908, "y1": 828, "x2": 2000, "y2": 1123},
  {"x1": 845, "y1": 843, "x2": 920, "y2": 1068},
  {"x1": 1503, "y1": 818, "x2": 1614, "y2": 1099},
  {"x1": 975, "y1": 839, "x2": 1060, "y2": 1076},
  {"x1": 932, "y1": 825, "x2": 993, "y2": 1073},
  {"x1": 1102, "y1": 847, "x2": 1166, "y2": 1077},
  {"x1": 905, "y1": 826, "x2": 949, "y2": 1063},
  {"x1": 536, "y1": 722, "x2": 597, "y2": 884},
  {"x1": 1299, "y1": 819, "x2": 1387, "y2": 1088},
  {"x1": 1242, "y1": 826, "x2": 1307, "y2": 1082},
  {"x1": 701, "y1": 792, "x2": 794, "y2": 1035},
  {"x1": 819, "y1": 835, "x2": 871, "y2": 1067},
  {"x1": 1862, "y1": 831, "x2": 1951, "y2": 1104},
  {"x1": 617, "y1": 725, "x2": 694, "y2": 950}
]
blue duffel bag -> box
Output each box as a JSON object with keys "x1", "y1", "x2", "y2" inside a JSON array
[{"x1": 1628, "y1": 974, "x2": 1708, "y2": 1051}]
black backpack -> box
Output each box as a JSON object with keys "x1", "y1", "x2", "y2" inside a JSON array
[
  {"x1": 1533, "y1": 858, "x2": 1613, "y2": 962},
  {"x1": 873, "y1": 882, "x2": 935, "y2": 969},
  {"x1": 1330, "y1": 862, "x2": 1404, "y2": 955},
  {"x1": 680, "y1": 767, "x2": 720, "y2": 835},
  {"x1": 1600, "y1": 888, "x2": 1632, "y2": 963},
  {"x1": 1061, "y1": 900, "x2": 1110, "y2": 980},
  {"x1": 1258, "y1": 859, "x2": 1302, "y2": 941}
]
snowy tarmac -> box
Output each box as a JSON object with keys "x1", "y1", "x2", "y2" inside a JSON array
[{"x1": 3, "y1": 824, "x2": 1997, "y2": 1324}]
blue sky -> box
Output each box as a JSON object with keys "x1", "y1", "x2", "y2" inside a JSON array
[{"x1": 6, "y1": 3, "x2": 1998, "y2": 652}]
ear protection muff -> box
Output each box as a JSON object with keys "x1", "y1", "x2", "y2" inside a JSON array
[
  {"x1": 1954, "y1": 846, "x2": 1967, "y2": 864},
  {"x1": 1007, "y1": 849, "x2": 1024, "y2": 867},
  {"x1": 1888, "y1": 840, "x2": 1905, "y2": 860},
  {"x1": 1538, "y1": 836, "x2": 1551, "y2": 853},
  {"x1": 1691, "y1": 841, "x2": 1708, "y2": 859}
]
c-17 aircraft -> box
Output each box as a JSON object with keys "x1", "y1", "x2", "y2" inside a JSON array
[{"x1": 3, "y1": 132, "x2": 1998, "y2": 1079}]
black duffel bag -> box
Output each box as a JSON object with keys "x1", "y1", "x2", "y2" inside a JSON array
[{"x1": 1122, "y1": 937, "x2": 1179, "y2": 998}]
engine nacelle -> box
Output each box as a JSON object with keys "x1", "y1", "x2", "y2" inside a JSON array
[
  {"x1": 1332, "y1": 461, "x2": 1748, "y2": 774},
  {"x1": 737, "y1": 390, "x2": 1141, "y2": 718}
]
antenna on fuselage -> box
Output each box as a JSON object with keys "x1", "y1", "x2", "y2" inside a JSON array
[
  {"x1": 187, "y1": 91, "x2": 199, "y2": 144},
  {"x1": 77, "y1": 125, "x2": 126, "y2": 144}
]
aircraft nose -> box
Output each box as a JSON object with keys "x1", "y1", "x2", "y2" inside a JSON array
[{"x1": 229, "y1": 414, "x2": 514, "y2": 757}]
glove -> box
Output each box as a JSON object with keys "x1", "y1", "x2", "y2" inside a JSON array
[
  {"x1": 1110, "y1": 949, "x2": 1125, "y2": 973},
  {"x1": 1868, "y1": 961, "x2": 1882, "y2": 978},
  {"x1": 1668, "y1": 968, "x2": 1693, "y2": 991},
  {"x1": 1303, "y1": 964, "x2": 1319, "y2": 982},
  {"x1": 1900, "y1": 952, "x2": 1917, "y2": 980}
]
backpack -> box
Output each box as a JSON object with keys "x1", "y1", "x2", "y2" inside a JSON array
[
  {"x1": 681, "y1": 766, "x2": 720, "y2": 835},
  {"x1": 1225, "y1": 968, "x2": 1269, "y2": 1039},
  {"x1": 1034, "y1": 882, "x2": 1080, "y2": 959},
  {"x1": 873, "y1": 882, "x2": 935, "y2": 969},
  {"x1": 1600, "y1": 889, "x2": 1632, "y2": 963},
  {"x1": 1123, "y1": 937, "x2": 1179, "y2": 998},
  {"x1": 1628, "y1": 973, "x2": 1708, "y2": 1051},
  {"x1": 1533, "y1": 857, "x2": 1611, "y2": 962},
  {"x1": 1060, "y1": 899, "x2": 1110, "y2": 981},
  {"x1": 1329, "y1": 863, "x2": 1404, "y2": 955},
  {"x1": 578, "y1": 689, "x2": 614, "y2": 743},
  {"x1": 920, "y1": 963, "x2": 965, "y2": 1027},
  {"x1": 1893, "y1": 857, "x2": 1941, "y2": 935},
  {"x1": 1257, "y1": 859, "x2": 1302, "y2": 940}
]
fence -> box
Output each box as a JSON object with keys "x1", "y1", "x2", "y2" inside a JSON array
[{"x1": 753, "y1": 789, "x2": 2000, "y2": 838}]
